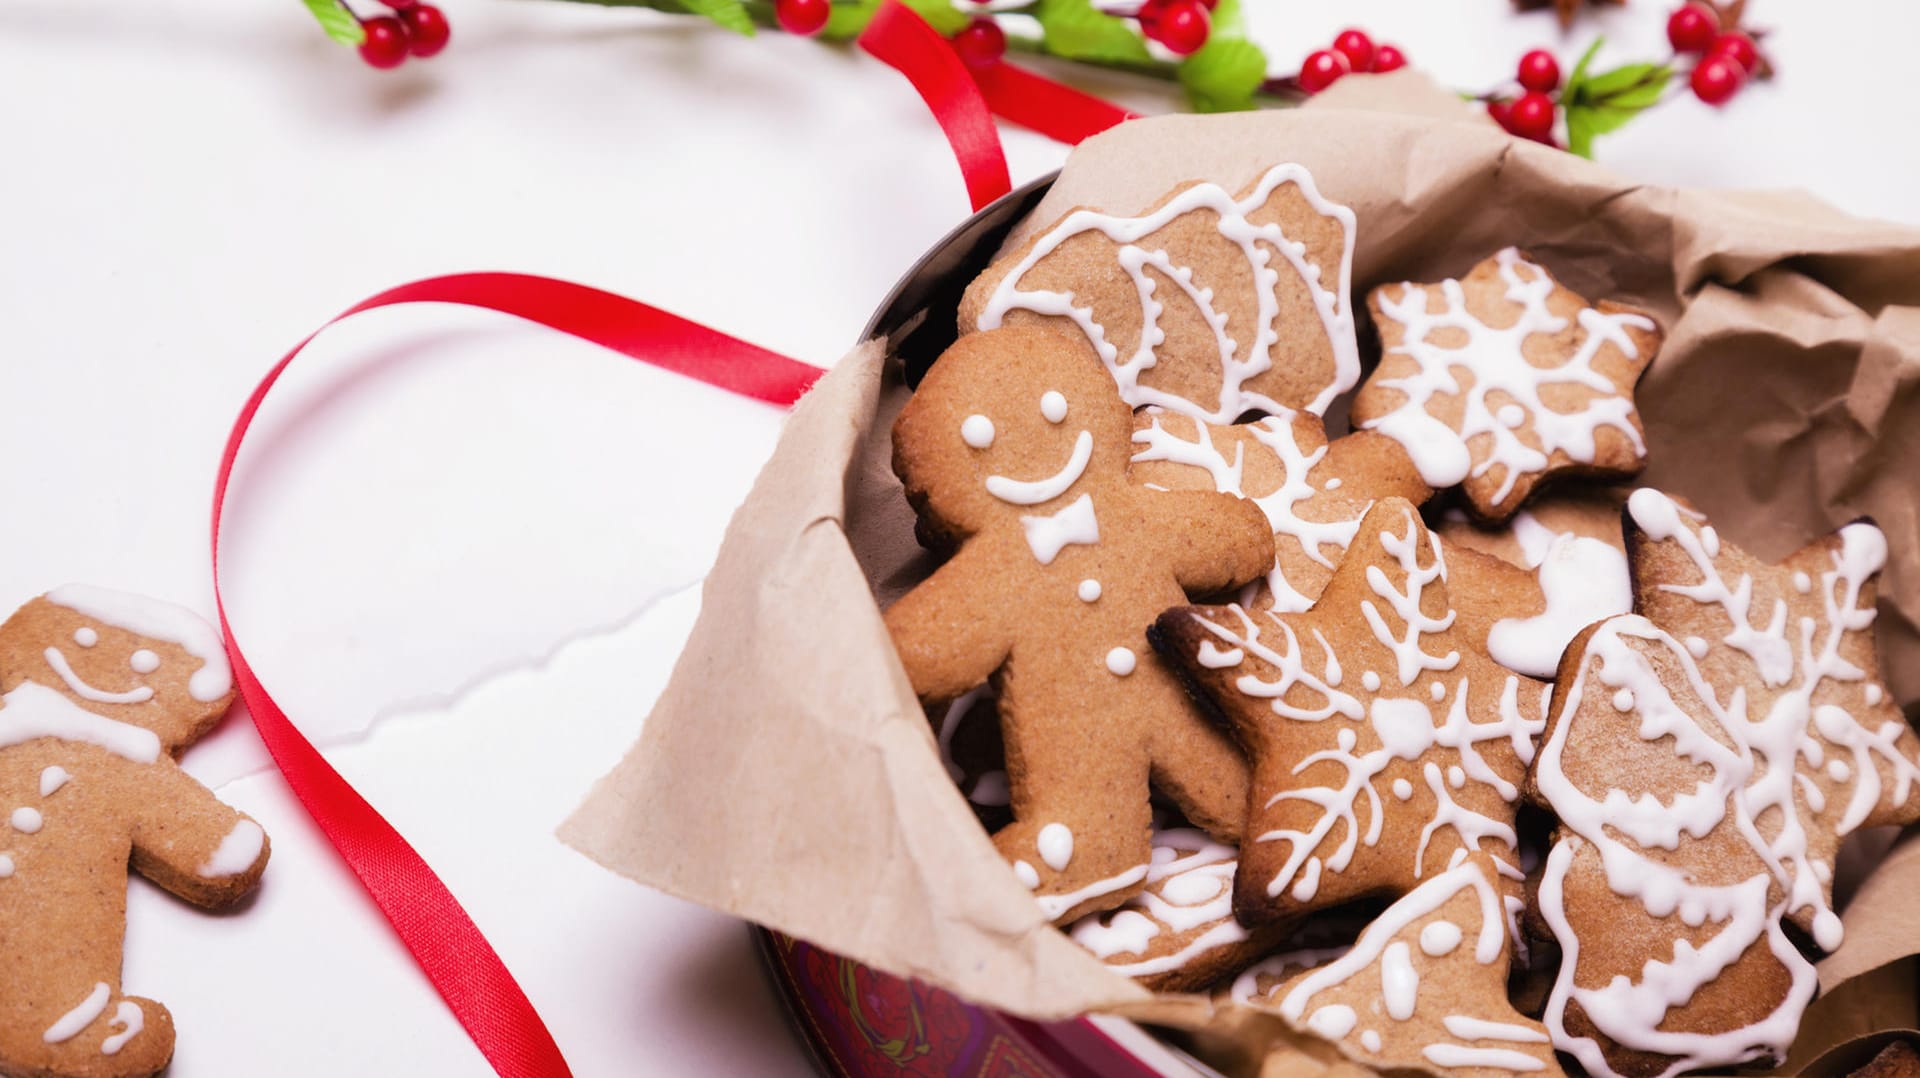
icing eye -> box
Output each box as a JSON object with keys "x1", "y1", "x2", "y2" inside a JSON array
[
  {"x1": 1040, "y1": 391, "x2": 1068, "y2": 423},
  {"x1": 961, "y1": 414, "x2": 995, "y2": 449},
  {"x1": 73, "y1": 628, "x2": 98, "y2": 648},
  {"x1": 130, "y1": 649, "x2": 160, "y2": 674}
]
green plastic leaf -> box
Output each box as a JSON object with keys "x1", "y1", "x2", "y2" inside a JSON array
[
  {"x1": 1591, "y1": 66, "x2": 1672, "y2": 110},
  {"x1": 1178, "y1": 37, "x2": 1265, "y2": 113},
  {"x1": 1208, "y1": 0, "x2": 1248, "y2": 38},
  {"x1": 301, "y1": 0, "x2": 365, "y2": 46},
  {"x1": 1580, "y1": 61, "x2": 1661, "y2": 99},
  {"x1": 1033, "y1": 0, "x2": 1150, "y2": 63},
  {"x1": 1561, "y1": 36, "x2": 1606, "y2": 100},
  {"x1": 683, "y1": 0, "x2": 755, "y2": 35},
  {"x1": 818, "y1": 0, "x2": 880, "y2": 41},
  {"x1": 1565, "y1": 106, "x2": 1598, "y2": 159},
  {"x1": 899, "y1": 0, "x2": 968, "y2": 35}
]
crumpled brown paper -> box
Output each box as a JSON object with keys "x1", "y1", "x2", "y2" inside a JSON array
[{"x1": 563, "y1": 72, "x2": 1920, "y2": 1076}]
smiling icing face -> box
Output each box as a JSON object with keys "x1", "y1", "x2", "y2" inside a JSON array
[
  {"x1": 894, "y1": 330, "x2": 1133, "y2": 548},
  {"x1": 0, "y1": 586, "x2": 236, "y2": 753}
]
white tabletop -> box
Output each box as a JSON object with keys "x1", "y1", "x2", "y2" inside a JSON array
[{"x1": 1, "y1": 0, "x2": 1913, "y2": 1073}]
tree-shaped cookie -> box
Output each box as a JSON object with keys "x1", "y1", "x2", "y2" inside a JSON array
[
  {"x1": 1130, "y1": 410, "x2": 1431, "y2": 613},
  {"x1": 0, "y1": 586, "x2": 269, "y2": 1078},
  {"x1": 886, "y1": 327, "x2": 1274, "y2": 923},
  {"x1": 1235, "y1": 851, "x2": 1562, "y2": 1077},
  {"x1": 1155, "y1": 499, "x2": 1549, "y2": 929},
  {"x1": 1528, "y1": 488, "x2": 1920, "y2": 1078},
  {"x1": 1352, "y1": 248, "x2": 1662, "y2": 523},
  {"x1": 959, "y1": 163, "x2": 1359, "y2": 423}
]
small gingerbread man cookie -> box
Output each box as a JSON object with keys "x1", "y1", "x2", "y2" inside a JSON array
[
  {"x1": 1528, "y1": 489, "x2": 1920, "y2": 1078},
  {"x1": 886, "y1": 327, "x2": 1274, "y2": 922},
  {"x1": 0, "y1": 586, "x2": 268, "y2": 1078},
  {"x1": 1352, "y1": 248, "x2": 1662, "y2": 522},
  {"x1": 960, "y1": 163, "x2": 1360, "y2": 423},
  {"x1": 1154, "y1": 498, "x2": 1549, "y2": 929}
]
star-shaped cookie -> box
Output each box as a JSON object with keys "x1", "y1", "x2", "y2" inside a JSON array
[
  {"x1": 1154, "y1": 498, "x2": 1550, "y2": 929},
  {"x1": 1352, "y1": 248, "x2": 1662, "y2": 523},
  {"x1": 1527, "y1": 488, "x2": 1920, "y2": 1078},
  {"x1": 1130, "y1": 409, "x2": 1431, "y2": 613}
]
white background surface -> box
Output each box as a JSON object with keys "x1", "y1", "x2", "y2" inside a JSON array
[{"x1": 0, "y1": 0, "x2": 1913, "y2": 1073}]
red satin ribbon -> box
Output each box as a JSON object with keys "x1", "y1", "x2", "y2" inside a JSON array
[
  {"x1": 859, "y1": 1, "x2": 1136, "y2": 210},
  {"x1": 210, "y1": 273, "x2": 823, "y2": 1078}
]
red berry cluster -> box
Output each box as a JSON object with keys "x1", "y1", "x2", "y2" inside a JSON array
[
  {"x1": 357, "y1": 0, "x2": 450, "y2": 69},
  {"x1": 776, "y1": 0, "x2": 830, "y2": 35},
  {"x1": 1297, "y1": 28, "x2": 1408, "y2": 95},
  {"x1": 1135, "y1": 0, "x2": 1216, "y2": 58},
  {"x1": 1667, "y1": 2, "x2": 1761, "y2": 106},
  {"x1": 952, "y1": 17, "x2": 1008, "y2": 68},
  {"x1": 1486, "y1": 48, "x2": 1561, "y2": 145}
]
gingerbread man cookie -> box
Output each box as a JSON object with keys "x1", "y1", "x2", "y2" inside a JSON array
[
  {"x1": 1528, "y1": 489, "x2": 1920, "y2": 1078},
  {"x1": 885, "y1": 327, "x2": 1274, "y2": 922},
  {"x1": 1154, "y1": 499, "x2": 1548, "y2": 929},
  {"x1": 960, "y1": 163, "x2": 1359, "y2": 423},
  {"x1": 1352, "y1": 248, "x2": 1662, "y2": 522},
  {"x1": 1130, "y1": 410, "x2": 1431, "y2": 613},
  {"x1": 1235, "y1": 851, "x2": 1562, "y2": 1078},
  {"x1": 0, "y1": 586, "x2": 268, "y2": 1078}
]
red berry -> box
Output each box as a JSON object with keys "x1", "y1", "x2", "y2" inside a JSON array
[
  {"x1": 1690, "y1": 54, "x2": 1745, "y2": 104},
  {"x1": 1331, "y1": 29, "x2": 1374, "y2": 73},
  {"x1": 1708, "y1": 31, "x2": 1758, "y2": 72},
  {"x1": 775, "y1": 0, "x2": 829, "y2": 35},
  {"x1": 951, "y1": 17, "x2": 1006, "y2": 68},
  {"x1": 401, "y1": 4, "x2": 449, "y2": 57},
  {"x1": 1194, "y1": 0, "x2": 1219, "y2": 8},
  {"x1": 357, "y1": 16, "x2": 409, "y2": 69},
  {"x1": 383, "y1": 0, "x2": 416, "y2": 8},
  {"x1": 1297, "y1": 49, "x2": 1350, "y2": 94},
  {"x1": 1506, "y1": 90, "x2": 1556, "y2": 142},
  {"x1": 1135, "y1": 0, "x2": 1168, "y2": 33},
  {"x1": 1516, "y1": 49, "x2": 1560, "y2": 92},
  {"x1": 1370, "y1": 43, "x2": 1407, "y2": 73},
  {"x1": 1666, "y1": 3, "x2": 1717, "y2": 53},
  {"x1": 1147, "y1": 0, "x2": 1209, "y2": 56}
]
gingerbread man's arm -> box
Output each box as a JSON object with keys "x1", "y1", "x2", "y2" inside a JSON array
[
  {"x1": 129, "y1": 759, "x2": 270, "y2": 909},
  {"x1": 1149, "y1": 490, "x2": 1276, "y2": 598},
  {"x1": 883, "y1": 544, "x2": 1013, "y2": 706}
]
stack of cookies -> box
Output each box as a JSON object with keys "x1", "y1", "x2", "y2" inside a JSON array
[{"x1": 882, "y1": 163, "x2": 1920, "y2": 1078}]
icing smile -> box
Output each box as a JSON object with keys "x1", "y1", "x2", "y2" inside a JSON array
[
  {"x1": 985, "y1": 430, "x2": 1093, "y2": 505},
  {"x1": 42, "y1": 648, "x2": 154, "y2": 705}
]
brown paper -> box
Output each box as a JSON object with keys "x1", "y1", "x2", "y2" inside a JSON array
[{"x1": 565, "y1": 74, "x2": 1920, "y2": 1076}]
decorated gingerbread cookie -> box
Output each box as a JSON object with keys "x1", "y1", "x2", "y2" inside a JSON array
[
  {"x1": 1235, "y1": 852, "x2": 1561, "y2": 1078},
  {"x1": 1065, "y1": 828, "x2": 1290, "y2": 992},
  {"x1": 1528, "y1": 489, "x2": 1920, "y2": 1078},
  {"x1": 959, "y1": 163, "x2": 1359, "y2": 423},
  {"x1": 885, "y1": 327, "x2": 1274, "y2": 922},
  {"x1": 1352, "y1": 248, "x2": 1662, "y2": 522},
  {"x1": 1130, "y1": 410, "x2": 1431, "y2": 613},
  {"x1": 1154, "y1": 498, "x2": 1548, "y2": 930},
  {"x1": 0, "y1": 586, "x2": 268, "y2": 1078}
]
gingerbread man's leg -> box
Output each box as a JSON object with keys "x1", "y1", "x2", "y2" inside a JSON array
[
  {"x1": 993, "y1": 676, "x2": 1156, "y2": 925},
  {"x1": 1140, "y1": 655, "x2": 1249, "y2": 844},
  {"x1": 0, "y1": 977, "x2": 175, "y2": 1078}
]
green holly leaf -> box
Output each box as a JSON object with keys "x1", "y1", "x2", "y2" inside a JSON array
[
  {"x1": 1581, "y1": 61, "x2": 1663, "y2": 99},
  {"x1": 818, "y1": 0, "x2": 880, "y2": 40},
  {"x1": 683, "y1": 0, "x2": 755, "y2": 35},
  {"x1": 1557, "y1": 37, "x2": 1672, "y2": 159},
  {"x1": 1561, "y1": 36, "x2": 1606, "y2": 100},
  {"x1": 301, "y1": 0, "x2": 365, "y2": 46},
  {"x1": 1176, "y1": 0, "x2": 1266, "y2": 113},
  {"x1": 898, "y1": 0, "x2": 968, "y2": 35},
  {"x1": 1033, "y1": 0, "x2": 1150, "y2": 63}
]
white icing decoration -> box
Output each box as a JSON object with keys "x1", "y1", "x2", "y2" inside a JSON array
[
  {"x1": 1040, "y1": 390, "x2": 1068, "y2": 423},
  {"x1": 1793, "y1": 570, "x2": 1812, "y2": 593},
  {"x1": 1018, "y1": 493, "x2": 1100, "y2": 565},
  {"x1": 0, "y1": 684, "x2": 163, "y2": 764},
  {"x1": 1361, "y1": 519, "x2": 1460, "y2": 686},
  {"x1": 1392, "y1": 778, "x2": 1414, "y2": 801},
  {"x1": 11, "y1": 808, "x2": 43, "y2": 835},
  {"x1": 0, "y1": 854, "x2": 13, "y2": 878},
  {"x1": 934, "y1": 685, "x2": 988, "y2": 786},
  {"x1": 1362, "y1": 248, "x2": 1654, "y2": 498},
  {"x1": 1038, "y1": 823, "x2": 1074, "y2": 872},
  {"x1": 44, "y1": 983, "x2": 110, "y2": 1044},
  {"x1": 1867, "y1": 684, "x2": 1885, "y2": 706},
  {"x1": 961, "y1": 414, "x2": 995, "y2": 449},
  {"x1": 39, "y1": 767, "x2": 71, "y2": 798},
  {"x1": 1613, "y1": 688, "x2": 1634, "y2": 711},
  {"x1": 1423, "y1": 1044, "x2": 1547, "y2": 1072},
  {"x1": 1105, "y1": 647, "x2": 1137, "y2": 677},
  {"x1": 978, "y1": 163, "x2": 1360, "y2": 421},
  {"x1": 1444, "y1": 1015, "x2": 1550, "y2": 1043},
  {"x1": 1013, "y1": 860, "x2": 1040, "y2": 889},
  {"x1": 1069, "y1": 831, "x2": 1249, "y2": 978},
  {"x1": 985, "y1": 430, "x2": 1092, "y2": 506},
  {"x1": 1077, "y1": 579, "x2": 1101, "y2": 602},
  {"x1": 1196, "y1": 642, "x2": 1242, "y2": 668},
  {"x1": 1380, "y1": 940, "x2": 1419, "y2": 1020},
  {"x1": 970, "y1": 771, "x2": 1009, "y2": 806},
  {"x1": 199, "y1": 820, "x2": 266, "y2": 878},
  {"x1": 41, "y1": 648, "x2": 153, "y2": 706},
  {"x1": 1420, "y1": 920, "x2": 1463, "y2": 956},
  {"x1": 1361, "y1": 671, "x2": 1381, "y2": 692},
  {"x1": 101, "y1": 1001, "x2": 143, "y2": 1055},
  {"x1": 1447, "y1": 765, "x2": 1467, "y2": 789},
  {"x1": 1361, "y1": 1030, "x2": 1381, "y2": 1053},
  {"x1": 1430, "y1": 681, "x2": 1446, "y2": 702},
  {"x1": 1324, "y1": 477, "x2": 1342, "y2": 491},
  {"x1": 47, "y1": 584, "x2": 232, "y2": 702},
  {"x1": 129, "y1": 649, "x2": 160, "y2": 674},
  {"x1": 73, "y1": 627, "x2": 98, "y2": 647},
  {"x1": 1488, "y1": 532, "x2": 1633, "y2": 679},
  {"x1": 1308, "y1": 1004, "x2": 1357, "y2": 1039},
  {"x1": 1035, "y1": 863, "x2": 1149, "y2": 920}
]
